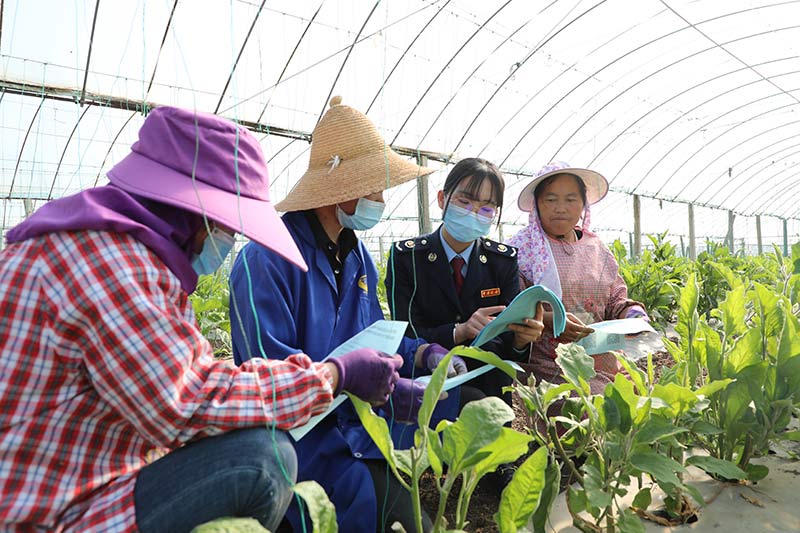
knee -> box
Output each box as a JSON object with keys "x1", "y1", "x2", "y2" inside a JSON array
[{"x1": 242, "y1": 428, "x2": 298, "y2": 487}]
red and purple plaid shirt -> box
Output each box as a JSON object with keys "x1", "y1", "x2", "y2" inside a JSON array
[{"x1": 0, "y1": 230, "x2": 334, "y2": 532}]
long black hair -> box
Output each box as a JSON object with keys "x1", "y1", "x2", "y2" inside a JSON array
[{"x1": 441, "y1": 157, "x2": 505, "y2": 223}]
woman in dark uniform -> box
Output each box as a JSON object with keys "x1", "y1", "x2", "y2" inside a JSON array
[{"x1": 384, "y1": 157, "x2": 544, "y2": 408}]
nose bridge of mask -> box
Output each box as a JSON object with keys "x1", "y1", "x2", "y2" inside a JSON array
[{"x1": 336, "y1": 197, "x2": 386, "y2": 230}]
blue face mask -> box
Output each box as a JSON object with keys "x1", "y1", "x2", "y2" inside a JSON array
[
  {"x1": 443, "y1": 204, "x2": 493, "y2": 243},
  {"x1": 336, "y1": 198, "x2": 385, "y2": 231},
  {"x1": 192, "y1": 227, "x2": 236, "y2": 276}
]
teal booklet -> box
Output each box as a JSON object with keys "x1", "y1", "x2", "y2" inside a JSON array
[{"x1": 471, "y1": 284, "x2": 567, "y2": 347}]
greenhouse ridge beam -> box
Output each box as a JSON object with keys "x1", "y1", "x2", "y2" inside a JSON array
[{"x1": 0, "y1": 78, "x2": 455, "y2": 162}]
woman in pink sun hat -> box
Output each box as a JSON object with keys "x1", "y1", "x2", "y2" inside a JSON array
[
  {"x1": 0, "y1": 106, "x2": 402, "y2": 532},
  {"x1": 508, "y1": 161, "x2": 648, "y2": 393}
]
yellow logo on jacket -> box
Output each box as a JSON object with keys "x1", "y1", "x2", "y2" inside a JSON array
[{"x1": 358, "y1": 275, "x2": 369, "y2": 294}]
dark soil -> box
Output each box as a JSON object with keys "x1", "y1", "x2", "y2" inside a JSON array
[{"x1": 417, "y1": 349, "x2": 675, "y2": 532}]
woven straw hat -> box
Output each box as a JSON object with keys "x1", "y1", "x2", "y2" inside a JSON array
[
  {"x1": 275, "y1": 96, "x2": 434, "y2": 212},
  {"x1": 517, "y1": 161, "x2": 609, "y2": 212}
]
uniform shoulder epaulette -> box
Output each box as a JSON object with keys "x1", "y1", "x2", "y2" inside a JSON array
[
  {"x1": 481, "y1": 238, "x2": 517, "y2": 258},
  {"x1": 393, "y1": 235, "x2": 433, "y2": 253}
]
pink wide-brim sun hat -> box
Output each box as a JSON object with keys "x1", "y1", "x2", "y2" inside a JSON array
[
  {"x1": 107, "y1": 106, "x2": 307, "y2": 271},
  {"x1": 517, "y1": 161, "x2": 609, "y2": 212}
]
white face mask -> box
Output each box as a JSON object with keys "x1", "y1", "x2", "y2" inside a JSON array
[
  {"x1": 191, "y1": 227, "x2": 235, "y2": 276},
  {"x1": 336, "y1": 198, "x2": 386, "y2": 231}
]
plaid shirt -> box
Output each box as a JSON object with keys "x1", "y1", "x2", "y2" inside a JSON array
[{"x1": 0, "y1": 231, "x2": 335, "y2": 532}]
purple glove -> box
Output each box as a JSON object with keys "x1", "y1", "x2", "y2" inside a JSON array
[
  {"x1": 422, "y1": 343, "x2": 468, "y2": 378},
  {"x1": 331, "y1": 348, "x2": 402, "y2": 405},
  {"x1": 624, "y1": 306, "x2": 650, "y2": 322},
  {"x1": 387, "y1": 378, "x2": 427, "y2": 423}
]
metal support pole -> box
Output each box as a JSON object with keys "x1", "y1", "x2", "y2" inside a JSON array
[
  {"x1": 727, "y1": 210, "x2": 735, "y2": 253},
  {"x1": 416, "y1": 154, "x2": 431, "y2": 235},
  {"x1": 688, "y1": 203, "x2": 696, "y2": 260},
  {"x1": 633, "y1": 195, "x2": 641, "y2": 258},
  {"x1": 783, "y1": 218, "x2": 789, "y2": 255},
  {"x1": 23, "y1": 198, "x2": 33, "y2": 217},
  {"x1": 756, "y1": 215, "x2": 763, "y2": 255}
]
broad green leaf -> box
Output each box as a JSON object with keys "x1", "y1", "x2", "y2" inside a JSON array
[
  {"x1": 473, "y1": 428, "x2": 532, "y2": 478},
  {"x1": 583, "y1": 462, "x2": 613, "y2": 510},
  {"x1": 631, "y1": 488, "x2": 652, "y2": 509},
  {"x1": 617, "y1": 507, "x2": 646, "y2": 533},
  {"x1": 686, "y1": 455, "x2": 747, "y2": 480},
  {"x1": 424, "y1": 427, "x2": 444, "y2": 476},
  {"x1": 417, "y1": 351, "x2": 454, "y2": 430},
  {"x1": 542, "y1": 382, "x2": 576, "y2": 406},
  {"x1": 600, "y1": 394, "x2": 620, "y2": 432},
  {"x1": 496, "y1": 446, "x2": 548, "y2": 532},
  {"x1": 441, "y1": 397, "x2": 512, "y2": 472},
  {"x1": 718, "y1": 285, "x2": 747, "y2": 338},
  {"x1": 749, "y1": 283, "x2": 784, "y2": 341},
  {"x1": 634, "y1": 416, "x2": 688, "y2": 444},
  {"x1": 629, "y1": 452, "x2": 685, "y2": 487},
  {"x1": 191, "y1": 518, "x2": 269, "y2": 533},
  {"x1": 615, "y1": 354, "x2": 647, "y2": 395},
  {"x1": 721, "y1": 380, "x2": 756, "y2": 430},
  {"x1": 347, "y1": 394, "x2": 397, "y2": 470},
  {"x1": 691, "y1": 420, "x2": 723, "y2": 435},
  {"x1": 293, "y1": 480, "x2": 338, "y2": 533},
  {"x1": 450, "y1": 345, "x2": 521, "y2": 379},
  {"x1": 651, "y1": 383, "x2": 698, "y2": 417},
  {"x1": 695, "y1": 378, "x2": 734, "y2": 398},
  {"x1": 530, "y1": 458, "x2": 561, "y2": 533},
  {"x1": 777, "y1": 311, "x2": 800, "y2": 366},
  {"x1": 604, "y1": 384, "x2": 632, "y2": 434},
  {"x1": 633, "y1": 397, "x2": 653, "y2": 425},
  {"x1": 792, "y1": 241, "x2": 800, "y2": 274},
  {"x1": 393, "y1": 449, "x2": 415, "y2": 478},
  {"x1": 746, "y1": 463, "x2": 769, "y2": 481},
  {"x1": 555, "y1": 344, "x2": 596, "y2": 394},
  {"x1": 566, "y1": 486, "x2": 588, "y2": 516},
  {"x1": 675, "y1": 273, "x2": 699, "y2": 353},
  {"x1": 699, "y1": 321, "x2": 723, "y2": 382}
]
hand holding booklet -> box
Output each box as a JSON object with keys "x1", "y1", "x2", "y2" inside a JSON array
[
  {"x1": 418, "y1": 285, "x2": 568, "y2": 392},
  {"x1": 471, "y1": 284, "x2": 567, "y2": 347},
  {"x1": 288, "y1": 320, "x2": 408, "y2": 441},
  {"x1": 575, "y1": 317, "x2": 655, "y2": 355}
]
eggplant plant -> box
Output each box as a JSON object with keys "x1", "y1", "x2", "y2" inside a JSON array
[
  {"x1": 663, "y1": 272, "x2": 800, "y2": 478},
  {"x1": 516, "y1": 342, "x2": 750, "y2": 532},
  {"x1": 349, "y1": 346, "x2": 550, "y2": 533}
]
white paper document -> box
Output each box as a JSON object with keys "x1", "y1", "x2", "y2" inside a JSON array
[
  {"x1": 414, "y1": 360, "x2": 524, "y2": 392},
  {"x1": 288, "y1": 320, "x2": 408, "y2": 441},
  {"x1": 576, "y1": 318, "x2": 655, "y2": 356}
]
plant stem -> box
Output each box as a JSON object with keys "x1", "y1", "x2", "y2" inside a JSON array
[
  {"x1": 406, "y1": 448, "x2": 423, "y2": 533},
  {"x1": 549, "y1": 426, "x2": 583, "y2": 486}
]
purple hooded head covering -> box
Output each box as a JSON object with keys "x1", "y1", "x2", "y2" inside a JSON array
[{"x1": 7, "y1": 106, "x2": 307, "y2": 293}]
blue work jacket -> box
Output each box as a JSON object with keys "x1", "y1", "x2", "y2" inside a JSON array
[{"x1": 230, "y1": 210, "x2": 423, "y2": 458}]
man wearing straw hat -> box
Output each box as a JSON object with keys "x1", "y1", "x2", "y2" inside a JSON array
[
  {"x1": 0, "y1": 107, "x2": 404, "y2": 532},
  {"x1": 230, "y1": 96, "x2": 449, "y2": 532}
]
